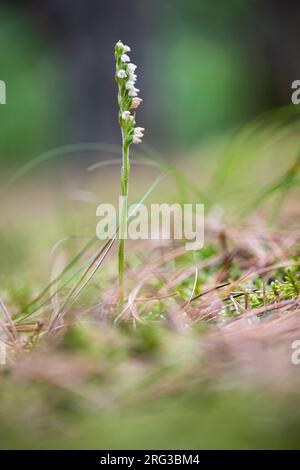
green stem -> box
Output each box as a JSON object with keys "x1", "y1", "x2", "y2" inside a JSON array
[{"x1": 118, "y1": 130, "x2": 130, "y2": 304}]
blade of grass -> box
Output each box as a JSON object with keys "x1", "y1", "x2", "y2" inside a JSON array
[{"x1": 17, "y1": 169, "x2": 172, "y2": 323}]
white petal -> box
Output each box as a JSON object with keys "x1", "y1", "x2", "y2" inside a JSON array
[
  {"x1": 134, "y1": 132, "x2": 143, "y2": 139},
  {"x1": 125, "y1": 81, "x2": 135, "y2": 90},
  {"x1": 134, "y1": 129, "x2": 144, "y2": 138},
  {"x1": 128, "y1": 89, "x2": 138, "y2": 97},
  {"x1": 121, "y1": 54, "x2": 130, "y2": 63},
  {"x1": 128, "y1": 63, "x2": 137, "y2": 72},
  {"x1": 122, "y1": 111, "x2": 131, "y2": 120},
  {"x1": 128, "y1": 72, "x2": 137, "y2": 82},
  {"x1": 117, "y1": 70, "x2": 127, "y2": 78}
]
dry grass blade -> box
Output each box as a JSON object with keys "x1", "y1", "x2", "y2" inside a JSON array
[
  {"x1": 0, "y1": 295, "x2": 19, "y2": 345},
  {"x1": 48, "y1": 237, "x2": 115, "y2": 332}
]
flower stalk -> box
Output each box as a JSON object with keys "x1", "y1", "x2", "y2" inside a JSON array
[{"x1": 115, "y1": 41, "x2": 144, "y2": 302}]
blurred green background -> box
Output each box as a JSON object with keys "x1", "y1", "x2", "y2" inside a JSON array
[{"x1": 0, "y1": 0, "x2": 299, "y2": 167}]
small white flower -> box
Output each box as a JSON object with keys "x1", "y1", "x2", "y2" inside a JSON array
[
  {"x1": 122, "y1": 111, "x2": 131, "y2": 120},
  {"x1": 129, "y1": 72, "x2": 137, "y2": 81},
  {"x1": 130, "y1": 97, "x2": 143, "y2": 109},
  {"x1": 134, "y1": 127, "x2": 144, "y2": 139},
  {"x1": 128, "y1": 69, "x2": 137, "y2": 82},
  {"x1": 117, "y1": 69, "x2": 127, "y2": 79},
  {"x1": 128, "y1": 63, "x2": 137, "y2": 72},
  {"x1": 121, "y1": 54, "x2": 130, "y2": 63},
  {"x1": 116, "y1": 40, "x2": 125, "y2": 49},
  {"x1": 128, "y1": 88, "x2": 138, "y2": 97},
  {"x1": 125, "y1": 80, "x2": 136, "y2": 90},
  {"x1": 133, "y1": 127, "x2": 144, "y2": 144},
  {"x1": 116, "y1": 41, "x2": 131, "y2": 53},
  {"x1": 128, "y1": 65, "x2": 137, "y2": 82}
]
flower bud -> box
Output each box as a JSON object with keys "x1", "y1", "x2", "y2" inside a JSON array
[
  {"x1": 130, "y1": 98, "x2": 143, "y2": 109},
  {"x1": 116, "y1": 40, "x2": 125, "y2": 50}
]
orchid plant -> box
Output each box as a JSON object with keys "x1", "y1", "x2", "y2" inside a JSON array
[{"x1": 115, "y1": 40, "x2": 144, "y2": 300}]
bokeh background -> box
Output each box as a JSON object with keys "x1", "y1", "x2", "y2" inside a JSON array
[
  {"x1": 2, "y1": 1, "x2": 300, "y2": 451},
  {"x1": 1, "y1": 0, "x2": 299, "y2": 167}
]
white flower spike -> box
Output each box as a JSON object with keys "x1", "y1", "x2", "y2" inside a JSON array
[{"x1": 115, "y1": 40, "x2": 144, "y2": 145}]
